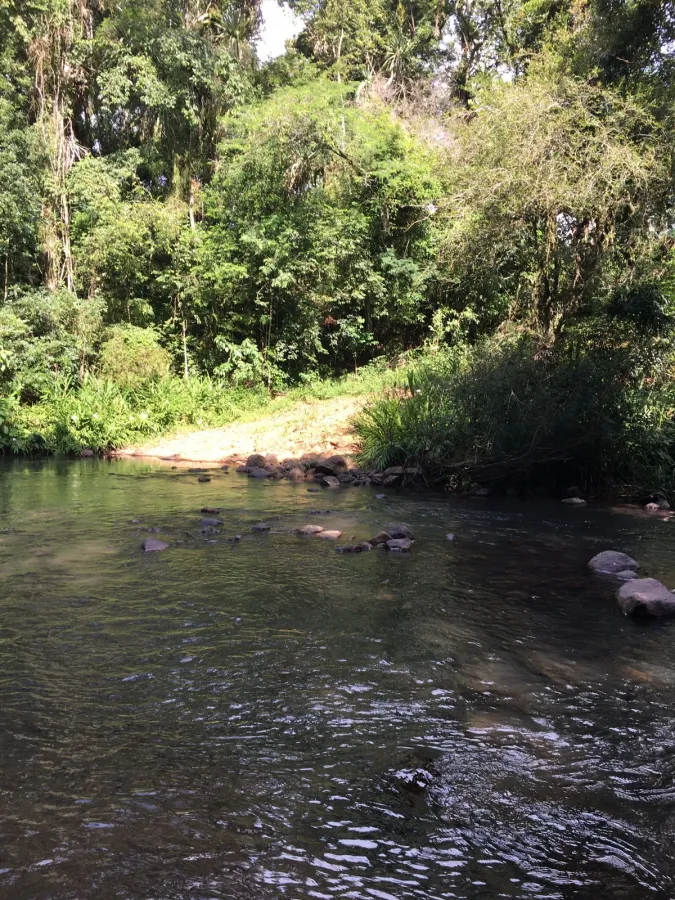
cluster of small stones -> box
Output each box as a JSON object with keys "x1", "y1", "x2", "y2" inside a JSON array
[
  {"x1": 233, "y1": 452, "x2": 420, "y2": 489},
  {"x1": 588, "y1": 550, "x2": 675, "y2": 618}
]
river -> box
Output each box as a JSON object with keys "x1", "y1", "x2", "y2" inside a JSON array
[{"x1": 1, "y1": 458, "x2": 674, "y2": 899}]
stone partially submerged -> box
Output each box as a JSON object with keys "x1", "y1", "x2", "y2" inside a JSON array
[
  {"x1": 616, "y1": 579, "x2": 675, "y2": 618},
  {"x1": 588, "y1": 551, "x2": 639, "y2": 576}
]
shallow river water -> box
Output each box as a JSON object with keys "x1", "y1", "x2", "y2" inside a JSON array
[{"x1": 1, "y1": 459, "x2": 675, "y2": 900}]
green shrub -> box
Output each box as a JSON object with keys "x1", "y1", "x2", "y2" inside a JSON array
[
  {"x1": 98, "y1": 325, "x2": 171, "y2": 387},
  {"x1": 355, "y1": 336, "x2": 675, "y2": 499}
]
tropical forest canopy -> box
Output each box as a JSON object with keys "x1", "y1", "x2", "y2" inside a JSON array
[{"x1": 1, "y1": 0, "x2": 675, "y2": 478}]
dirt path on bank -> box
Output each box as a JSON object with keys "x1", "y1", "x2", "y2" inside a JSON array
[{"x1": 118, "y1": 395, "x2": 367, "y2": 464}]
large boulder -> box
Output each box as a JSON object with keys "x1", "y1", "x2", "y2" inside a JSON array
[
  {"x1": 616, "y1": 579, "x2": 675, "y2": 617},
  {"x1": 323, "y1": 475, "x2": 341, "y2": 488},
  {"x1": 246, "y1": 453, "x2": 267, "y2": 469},
  {"x1": 369, "y1": 531, "x2": 393, "y2": 546},
  {"x1": 248, "y1": 467, "x2": 269, "y2": 479},
  {"x1": 200, "y1": 517, "x2": 223, "y2": 527},
  {"x1": 315, "y1": 455, "x2": 349, "y2": 477},
  {"x1": 388, "y1": 524, "x2": 413, "y2": 540},
  {"x1": 589, "y1": 551, "x2": 639, "y2": 576},
  {"x1": 287, "y1": 467, "x2": 306, "y2": 481}
]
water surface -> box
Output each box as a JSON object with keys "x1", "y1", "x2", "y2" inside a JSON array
[{"x1": 1, "y1": 459, "x2": 675, "y2": 899}]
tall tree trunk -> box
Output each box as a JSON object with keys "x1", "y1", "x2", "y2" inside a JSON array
[{"x1": 29, "y1": 0, "x2": 88, "y2": 294}]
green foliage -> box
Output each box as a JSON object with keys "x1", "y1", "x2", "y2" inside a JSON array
[
  {"x1": 0, "y1": 288, "x2": 105, "y2": 401},
  {"x1": 202, "y1": 79, "x2": 442, "y2": 377},
  {"x1": 356, "y1": 334, "x2": 675, "y2": 499},
  {"x1": 98, "y1": 325, "x2": 171, "y2": 386},
  {"x1": 19, "y1": 374, "x2": 265, "y2": 453}
]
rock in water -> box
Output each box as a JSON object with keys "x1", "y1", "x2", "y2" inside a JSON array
[
  {"x1": 387, "y1": 538, "x2": 413, "y2": 552},
  {"x1": 200, "y1": 517, "x2": 223, "y2": 527},
  {"x1": 246, "y1": 453, "x2": 266, "y2": 469},
  {"x1": 201, "y1": 507, "x2": 221, "y2": 515},
  {"x1": 197, "y1": 475, "x2": 211, "y2": 483},
  {"x1": 81, "y1": 448, "x2": 94, "y2": 458},
  {"x1": 388, "y1": 524, "x2": 413, "y2": 540},
  {"x1": 369, "y1": 531, "x2": 393, "y2": 546},
  {"x1": 296, "y1": 524, "x2": 324, "y2": 535},
  {"x1": 317, "y1": 530, "x2": 343, "y2": 540},
  {"x1": 562, "y1": 497, "x2": 586, "y2": 505},
  {"x1": 616, "y1": 579, "x2": 675, "y2": 617},
  {"x1": 323, "y1": 476, "x2": 341, "y2": 488},
  {"x1": 252, "y1": 523, "x2": 271, "y2": 533},
  {"x1": 589, "y1": 551, "x2": 639, "y2": 575},
  {"x1": 445, "y1": 533, "x2": 456, "y2": 542},
  {"x1": 336, "y1": 542, "x2": 373, "y2": 553},
  {"x1": 142, "y1": 538, "x2": 169, "y2": 552},
  {"x1": 248, "y1": 467, "x2": 268, "y2": 479}
]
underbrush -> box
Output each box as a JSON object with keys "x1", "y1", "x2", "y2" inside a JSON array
[
  {"x1": 355, "y1": 336, "x2": 675, "y2": 501},
  {"x1": 2, "y1": 357, "x2": 405, "y2": 455}
]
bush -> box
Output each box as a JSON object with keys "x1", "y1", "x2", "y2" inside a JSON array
[
  {"x1": 17, "y1": 374, "x2": 267, "y2": 454},
  {"x1": 355, "y1": 336, "x2": 675, "y2": 499},
  {"x1": 98, "y1": 325, "x2": 171, "y2": 387}
]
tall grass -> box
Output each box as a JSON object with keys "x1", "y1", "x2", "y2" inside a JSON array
[
  {"x1": 355, "y1": 337, "x2": 675, "y2": 499},
  {"x1": 11, "y1": 357, "x2": 405, "y2": 454}
]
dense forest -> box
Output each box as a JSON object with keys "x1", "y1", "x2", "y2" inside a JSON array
[{"x1": 1, "y1": 0, "x2": 674, "y2": 496}]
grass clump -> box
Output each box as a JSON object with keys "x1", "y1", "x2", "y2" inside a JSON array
[{"x1": 355, "y1": 334, "x2": 675, "y2": 501}]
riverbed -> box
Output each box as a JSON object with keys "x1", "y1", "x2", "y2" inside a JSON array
[{"x1": 1, "y1": 458, "x2": 675, "y2": 899}]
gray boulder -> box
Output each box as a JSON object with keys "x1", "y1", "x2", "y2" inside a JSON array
[
  {"x1": 323, "y1": 475, "x2": 340, "y2": 488},
  {"x1": 589, "y1": 551, "x2": 639, "y2": 576},
  {"x1": 200, "y1": 517, "x2": 223, "y2": 527},
  {"x1": 248, "y1": 467, "x2": 269, "y2": 479},
  {"x1": 246, "y1": 453, "x2": 267, "y2": 469},
  {"x1": 337, "y1": 542, "x2": 373, "y2": 553},
  {"x1": 387, "y1": 538, "x2": 413, "y2": 552},
  {"x1": 616, "y1": 578, "x2": 675, "y2": 617},
  {"x1": 562, "y1": 497, "x2": 586, "y2": 505},
  {"x1": 252, "y1": 523, "x2": 271, "y2": 533},
  {"x1": 315, "y1": 455, "x2": 348, "y2": 476}
]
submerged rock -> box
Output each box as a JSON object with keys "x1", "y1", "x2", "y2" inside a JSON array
[
  {"x1": 201, "y1": 507, "x2": 221, "y2": 515},
  {"x1": 248, "y1": 467, "x2": 269, "y2": 479},
  {"x1": 323, "y1": 475, "x2": 340, "y2": 488},
  {"x1": 445, "y1": 533, "x2": 456, "y2": 542},
  {"x1": 616, "y1": 569, "x2": 638, "y2": 581},
  {"x1": 337, "y1": 542, "x2": 373, "y2": 553},
  {"x1": 589, "y1": 550, "x2": 639, "y2": 576},
  {"x1": 616, "y1": 578, "x2": 675, "y2": 617},
  {"x1": 296, "y1": 524, "x2": 324, "y2": 535},
  {"x1": 287, "y1": 467, "x2": 306, "y2": 481},
  {"x1": 200, "y1": 517, "x2": 223, "y2": 527},
  {"x1": 197, "y1": 475, "x2": 211, "y2": 483},
  {"x1": 252, "y1": 523, "x2": 271, "y2": 533},
  {"x1": 81, "y1": 448, "x2": 95, "y2": 458},
  {"x1": 142, "y1": 538, "x2": 169, "y2": 553}
]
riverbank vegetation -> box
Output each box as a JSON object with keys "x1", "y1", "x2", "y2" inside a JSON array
[{"x1": 1, "y1": 0, "x2": 674, "y2": 497}]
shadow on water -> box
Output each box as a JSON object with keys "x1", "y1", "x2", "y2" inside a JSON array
[{"x1": 0, "y1": 457, "x2": 675, "y2": 898}]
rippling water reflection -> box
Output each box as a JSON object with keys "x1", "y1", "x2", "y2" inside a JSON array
[{"x1": 1, "y1": 458, "x2": 675, "y2": 899}]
